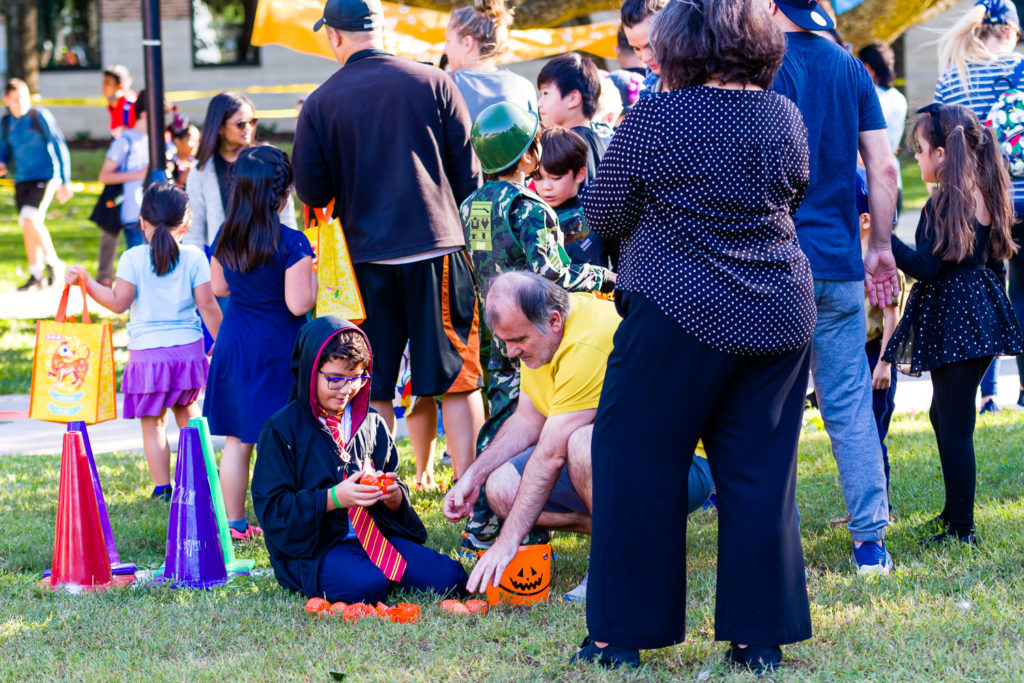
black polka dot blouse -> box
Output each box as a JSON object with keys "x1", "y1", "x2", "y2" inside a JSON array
[{"x1": 582, "y1": 86, "x2": 817, "y2": 356}]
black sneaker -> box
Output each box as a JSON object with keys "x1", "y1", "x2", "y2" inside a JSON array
[
  {"x1": 570, "y1": 637, "x2": 639, "y2": 669},
  {"x1": 923, "y1": 528, "x2": 977, "y2": 547},
  {"x1": 17, "y1": 274, "x2": 44, "y2": 291},
  {"x1": 979, "y1": 398, "x2": 1000, "y2": 415},
  {"x1": 44, "y1": 264, "x2": 55, "y2": 287},
  {"x1": 726, "y1": 643, "x2": 782, "y2": 676},
  {"x1": 1015, "y1": 388, "x2": 1024, "y2": 410}
]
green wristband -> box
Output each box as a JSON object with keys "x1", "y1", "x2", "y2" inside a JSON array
[{"x1": 330, "y1": 486, "x2": 342, "y2": 509}]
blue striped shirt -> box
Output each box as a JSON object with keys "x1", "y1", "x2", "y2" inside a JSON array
[{"x1": 934, "y1": 54, "x2": 1024, "y2": 204}]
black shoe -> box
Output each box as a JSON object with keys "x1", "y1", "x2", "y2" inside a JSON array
[
  {"x1": 44, "y1": 264, "x2": 55, "y2": 287},
  {"x1": 917, "y1": 513, "x2": 949, "y2": 534},
  {"x1": 17, "y1": 274, "x2": 44, "y2": 291},
  {"x1": 726, "y1": 643, "x2": 782, "y2": 676},
  {"x1": 570, "y1": 637, "x2": 640, "y2": 669},
  {"x1": 923, "y1": 529, "x2": 977, "y2": 547},
  {"x1": 150, "y1": 485, "x2": 172, "y2": 502}
]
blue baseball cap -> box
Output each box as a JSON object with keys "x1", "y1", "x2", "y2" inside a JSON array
[
  {"x1": 775, "y1": 0, "x2": 835, "y2": 31},
  {"x1": 977, "y1": 0, "x2": 1021, "y2": 31},
  {"x1": 313, "y1": 0, "x2": 383, "y2": 32}
]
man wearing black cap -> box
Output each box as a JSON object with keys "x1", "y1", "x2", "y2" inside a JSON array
[
  {"x1": 768, "y1": 0, "x2": 899, "y2": 575},
  {"x1": 292, "y1": 0, "x2": 486, "y2": 480}
]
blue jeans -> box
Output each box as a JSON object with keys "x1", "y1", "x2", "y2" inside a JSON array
[
  {"x1": 316, "y1": 535, "x2": 467, "y2": 604},
  {"x1": 123, "y1": 221, "x2": 145, "y2": 248},
  {"x1": 810, "y1": 280, "x2": 890, "y2": 542}
]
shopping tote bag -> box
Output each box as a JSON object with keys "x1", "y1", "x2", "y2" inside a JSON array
[
  {"x1": 303, "y1": 201, "x2": 365, "y2": 324},
  {"x1": 29, "y1": 274, "x2": 117, "y2": 424}
]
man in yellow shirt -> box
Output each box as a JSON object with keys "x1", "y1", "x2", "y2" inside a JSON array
[{"x1": 442, "y1": 272, "x2": 712, "y2": 600}]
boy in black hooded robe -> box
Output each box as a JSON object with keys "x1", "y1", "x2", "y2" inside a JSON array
[{"x1": 252, "y1": 316, "x2": 467, "y2": 603}]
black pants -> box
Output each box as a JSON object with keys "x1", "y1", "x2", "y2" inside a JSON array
[
  {"x1": 587, "y1": 292, "x2": 812, "y2": 649},
  {"x1": 929, "y1": 355, "x2": 993, "y2": 536}
]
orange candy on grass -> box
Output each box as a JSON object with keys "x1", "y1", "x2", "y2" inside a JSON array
[
  {"x1": 342, "y1": 602, "x2": 380, "y2": 622},
  {"x1": 304, "y1": 597, "x2": 332, "y2": 615},
  {"x1": 440, "y1": 599, "x2": 471, "y2": 615},
  {"x1": 465, "y1": 599, "x2": 489, "y2": 615}
]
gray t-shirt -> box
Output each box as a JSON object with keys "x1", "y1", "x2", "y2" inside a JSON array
[
  {"x1": 105, "y1": 128, "x2": 149, "y2": 224},
  {"x1": 451, "y1": 68, "x2": 537, "y2": 123}
]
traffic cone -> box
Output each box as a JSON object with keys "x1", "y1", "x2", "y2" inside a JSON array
[
  {"x1": 155, "y1": 426, "x2": 228, "y2": 589},
  {"x1": 189, "y1": 416, "x2": 254, "y2": 574},
  {"x1": 39, "y1": 431, "x2": 134, "y2": 591}
]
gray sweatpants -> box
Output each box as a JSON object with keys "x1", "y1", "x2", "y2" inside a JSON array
[{"x1": 810, "y1": 279, "x2": 890, "y2": 542}]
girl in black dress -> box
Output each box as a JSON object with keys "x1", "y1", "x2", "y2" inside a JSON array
[{"x1": 885, "y1": 103, "x2": 1023, "y2": 544}]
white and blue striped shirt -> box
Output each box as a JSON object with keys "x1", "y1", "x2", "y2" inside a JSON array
[{"x1": 934, "y1": 53, "x2": 1024, "y2": 205}]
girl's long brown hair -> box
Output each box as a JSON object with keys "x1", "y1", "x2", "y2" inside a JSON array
[{"x1": 909, "y1": 103, "x2": 1017, "y2": 261}]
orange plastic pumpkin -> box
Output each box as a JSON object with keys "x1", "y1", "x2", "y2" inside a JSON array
[
  {"x1": 440, "y1": 599, "x2": 471, "y2": 615},
  {"x1": 484, "y1": 544, "x2": 552, "y2": 607}
]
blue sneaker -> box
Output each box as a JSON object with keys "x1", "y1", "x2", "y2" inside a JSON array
[{"x1": 852, "y1": 541, "x2": 893, "y2": 576}]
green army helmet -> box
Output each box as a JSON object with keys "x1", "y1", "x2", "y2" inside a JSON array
[{"x1": 471, "y1": 102, "x2": 540, "y2": 174}]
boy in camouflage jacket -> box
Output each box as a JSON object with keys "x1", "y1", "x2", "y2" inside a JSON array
[{"x1": 459, "y1": 102, "x2": 615, "y2": 554}]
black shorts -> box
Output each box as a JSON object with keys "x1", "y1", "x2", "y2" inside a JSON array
[
  {"x1": 354, "y1": 249, "x2": 483, "y2": 401},
  {"x1": 15, "y1": 179, "x2": 56, "y2": 212}
]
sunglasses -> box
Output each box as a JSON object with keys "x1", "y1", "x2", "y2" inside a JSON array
[
  {"x1": 228, "y1": 118, "x2": 259, "y2": 130},
  {"x1": 917, "y1": 103, "x2": 945, "y2": 148},
  {"x1": 319, "y1": 370, "x2": 370, "y2": 391}
]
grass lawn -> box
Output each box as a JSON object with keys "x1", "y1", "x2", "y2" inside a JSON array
[{"x1": 1, "y1": 411, "x2": 1023, "y2": 679}]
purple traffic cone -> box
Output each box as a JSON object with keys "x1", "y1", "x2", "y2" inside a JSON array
[{"x1": 159, "y1": 427, "x2": 228, "y2": 589}]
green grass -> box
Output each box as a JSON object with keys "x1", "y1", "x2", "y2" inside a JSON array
[
  {"x1": 2, "y1": 412, "x2": 1023, "y2": 679},
  {"x1": 901, "y1": 156, "x2": 928, "y2": 211}
]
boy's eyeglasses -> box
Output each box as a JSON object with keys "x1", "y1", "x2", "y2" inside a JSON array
[
  {"x1": 230, "y1": 118, "x2": 259, "y2": 130},
  {"x1": 319, "y1": 371, "x2": 370, "y2": 391}
]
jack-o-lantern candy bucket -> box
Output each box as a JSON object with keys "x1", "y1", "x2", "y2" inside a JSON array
[{"x1": 485, "y1": 544, "x2": 552, "y2": 607}]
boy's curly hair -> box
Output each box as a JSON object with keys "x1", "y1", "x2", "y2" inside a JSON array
[{"x1": 319, "y1": 330, "x2": 371, "y2": 371}]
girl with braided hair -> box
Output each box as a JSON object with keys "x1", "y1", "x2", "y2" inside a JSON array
[
  {"x1": 206, "y1": 145, "x2": 318, "y2": 540},
  {"x1": 64, "y1": 183, "x2": 223, "y2": 501}
]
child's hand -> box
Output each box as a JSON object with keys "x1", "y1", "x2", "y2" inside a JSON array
[
  {"x1": 64, "y1": 265, "x2": 87, "y2": 285},
  {"x1": 872, "y1": 360, "x2": 892, "y2": 391},
  {"x1": 380, "y1": 472, "x2": 402, "y2": 510},
  {"x1": 332, "y1": 470, "x2": 382, "y2": 509}
]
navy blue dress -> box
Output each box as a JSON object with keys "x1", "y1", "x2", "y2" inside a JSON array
[{"x1": 205, "y1": 227, "x2": 314, "y2": 442}]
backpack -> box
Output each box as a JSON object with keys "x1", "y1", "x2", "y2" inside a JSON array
[
  {"x1": 2, "y1": 108, "x2": 44, "y2": 147},
  {"x1": 984, "y1": 59, "x2": 1024, "y2": 177}
]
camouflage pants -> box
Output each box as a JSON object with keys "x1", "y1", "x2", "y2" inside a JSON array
[{"x1": 465, "y1": 350, "x2": 519, "y2": 542}]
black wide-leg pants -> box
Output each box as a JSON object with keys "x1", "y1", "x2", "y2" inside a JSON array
[{"x1": 587, "y1": 291, "x2": 813, "y2": 649}]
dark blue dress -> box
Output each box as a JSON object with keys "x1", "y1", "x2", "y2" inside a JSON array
[{"x1": 204, "y1": 227, "x2": 314, "y2": 442}]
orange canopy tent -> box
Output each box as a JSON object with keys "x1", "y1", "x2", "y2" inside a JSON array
[{"x1": 251, "y1": 0, "x2": 618, "y2": 65}]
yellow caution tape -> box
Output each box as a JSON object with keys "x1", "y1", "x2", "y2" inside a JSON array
[{"x1": 0, "y1": 178, "x2": 106, "y2": 193}]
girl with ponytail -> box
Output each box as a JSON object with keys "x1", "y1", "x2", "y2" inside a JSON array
[
  {"x1": 443, "y1": 0, "x2": 537, "y2": 121},
  {"x1": 883, "y1": 103, "x2": 1023, "y2": 545},
  {"x1": 934, "y1": 0, "x2": 1024, "y2": 410},
  {"x1": 64, "y1": 183, "x2": 222, "y2": 500},
  {"x1": 205, "y1": 145, "x2": 317, "y2": 540}
]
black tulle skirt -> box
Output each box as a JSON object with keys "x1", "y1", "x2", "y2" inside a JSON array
[{"x1": 883, "y1": 267, "x2": 1024, "y2": 376}]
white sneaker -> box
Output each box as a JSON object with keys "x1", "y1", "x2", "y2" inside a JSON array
[{"x1": 563, "y1": 571, "x2": 588, "y2": 602}]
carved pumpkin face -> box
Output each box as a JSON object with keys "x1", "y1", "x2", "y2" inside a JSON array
[{"x1": 485, "y1": 544, "x2": 552, "y2": 607}]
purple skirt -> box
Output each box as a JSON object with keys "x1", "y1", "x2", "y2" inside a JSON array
[{"x1": 122, "y1": 339, "x2": 209, "y2": 418}]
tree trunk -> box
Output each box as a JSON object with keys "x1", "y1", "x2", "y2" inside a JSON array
[
  {"x1": 3, "y1": 0, "x2": 40, "y2": 93},
  {"x1": 834, "y1": 0, "x2": 962, "y2": 48},
  {"x1": 401, "y1": 0, "x2": 961, "y2": 41}
]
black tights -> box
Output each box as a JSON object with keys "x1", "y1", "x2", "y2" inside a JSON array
[{"x1": 928, "y1": 356, "x2": 994, "y2": 536}]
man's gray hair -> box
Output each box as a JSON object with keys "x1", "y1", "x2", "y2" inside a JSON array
[{"x1": 485, "y1": 271, "x2": 571, "y2": 332}]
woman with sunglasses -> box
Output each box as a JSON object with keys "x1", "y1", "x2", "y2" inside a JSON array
[{"x1": 182, "y1": 91, "x2": 297, "y2": 253}]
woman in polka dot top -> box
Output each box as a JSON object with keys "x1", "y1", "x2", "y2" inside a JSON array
[{"x1": 577, "y1": 0, "x2": 817, "y2": 674}]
